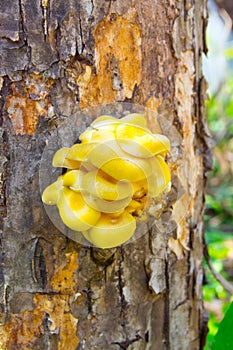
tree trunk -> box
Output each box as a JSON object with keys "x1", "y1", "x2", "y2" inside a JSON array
[{"x1": 0, "y1": 1, "x2": 210, "y2": 349}]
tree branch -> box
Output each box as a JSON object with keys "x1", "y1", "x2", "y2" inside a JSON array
[{"x1": 204, "y1": 243, "x2": 233, "y2": 295}]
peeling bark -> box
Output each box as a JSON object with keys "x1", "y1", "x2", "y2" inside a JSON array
[{"x1": 0, "y1": 1, "x2": 209, "y2": 349}]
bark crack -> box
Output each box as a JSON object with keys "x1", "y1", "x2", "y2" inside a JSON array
[
  {"x1": 113, "y1": 249, "x2": 143, "y2": 349},
  {"x1": 118, "y1": 247, "x2": 127, "y2": 318},
  {"x1": 41, "y1": 311, "x2": 59, "y2": 348},
  {"x1": 90, "y1": 0, "x2": 94, "y2": 15},
  {"x1": 3, "y1": 284, "x2": 11, "y2": 316},
  {"x1": 41, "y1": 0, "x2": 50, "y2": 40},
  {"x1": 31, "y1": 238, "x2": 47, "y2": 290},
  {"x1": 78, "y1": 9, "x2": 85, "y2": 54},
  {"x1": 18, "y1": 0, "x2": 27, "y2": 44},
  {"x1": 18, "y1": 0, "x2": 32, "y2": 67},
  {"x1": 90, "y1": 247, "x2": 116, "y2": 266},
  {"x1": 0, "y1": 101, "x2": 10, "y2": 323},
  {"x1": 172, "y1": 299, "x2": 187, "y2": 310},
  {"x1": 83, "y1": 282, "x2": 94, "y2": 314},
  {"x1": 112, "y1": 334, "x2": 142, "y2": 350},
  {"x1": 106, "y1": 0, "x2": 116, "y2": 14},
  {"x1": 164, "y1": 259, "x2": 170, "y2": 350},
  {"x1": 0, "y1": 129, "x2": 8, "y2": 220}
]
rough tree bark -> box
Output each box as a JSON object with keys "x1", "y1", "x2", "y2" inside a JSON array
[{"x1": 0, "y1": 1, "x2": 211, "y2": 349}]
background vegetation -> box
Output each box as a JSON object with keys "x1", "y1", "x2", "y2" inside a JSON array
[{"x1": 204, "y1": 67, "x2": 233, "y2": 349}]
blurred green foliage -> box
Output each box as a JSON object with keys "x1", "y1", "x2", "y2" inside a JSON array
[
  {"x1": 204, "y1": 74, "x2": 233, "y2": 349},
  {"x1": 212, "y1": 302, "x2": 233, "y2": 350}
]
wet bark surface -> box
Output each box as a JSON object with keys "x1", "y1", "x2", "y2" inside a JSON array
[{"x1": 0, "y1": 1, "x2": 211, "y2": 349}]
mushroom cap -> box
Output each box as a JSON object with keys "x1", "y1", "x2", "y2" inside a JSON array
[
  {"x1": 90, "y1": 115, "x2": 119, "y2": 128},
  {"x1": 151, "y1": 155, "x2": 171, "y2": 193},
  {"x1": 90, "y1": 113, "x2": 147, "y2": 129},
  {"x1": 101, "y1": 157, "x2": 153, "y2": 182},
  {"x1": 42, "y1": 176, "x2": 64, "y2": 205},
  {"x1": 86, "y1": 141, "x2": 154, "y2": 182},
  {"x1": 82, "y1": 192, "x2": 132, "y2": 214},
  {"x1": 52, "y1": 147, "x2": 80, "y2": 169},
  {"x1": 116, "y1": 123, "x2": 170, "y2": 158},
  {"x1": 80, "y1": 123, "x2": 118, "y2": 143},
  {"x1": 126, "y1": 199, "x2": 142, "y2": 214},
  {"x1": 130, "y1": 167, "x2": 170, "y2": 198},
  {"x1": 131, "y1": 178, "x2": 148, "y2": 194},
  {"x1": 120, "y1": 113, "x2": 147, "y2": 127},
  {"x1": 62, "y1": 169, "x2": 85, "y2": 191},
  {"x1": 57, "y1": 188, "x2": 101, "y2": 232},
  {"x1": 81, "y1": 169, "x2": 133, "y2": 201},
  {"x1": 66, "y1": 143, "x2": 97, "y2": 161},
  {"x1": 83, "y1": 212, "x2": 136, "y2": 248}
]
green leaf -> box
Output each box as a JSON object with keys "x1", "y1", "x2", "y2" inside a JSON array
[{"x1": 212, "y1": 302, "x2": 233, "y2": 350}]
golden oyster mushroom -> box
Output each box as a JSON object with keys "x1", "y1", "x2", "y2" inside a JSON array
[
  {"x1": 120, "y1": 113, "x2": 148, "y2": 128},
  {"x1": 86, "y1": 142, "x2": 153, "y2": 182},
  {"x1": 57, "y1": 187, "x2": 101, "y2": 232},
  {"x1": 42, "y1": 176, "x2": 64, "y2": 205},
  {"x1": 90, "y1": 113, "x2": 147, "y2": 128},
  {"x1": 90, "y1": 115, "x2": 120, "y2": 128},
  {"x1": 82, "y1": 212, "x2": 136, "y2": 248},
  {"x1": 79, "y1": 119, "x2": 120, "y2": 143},
  {"x1": 66, "y1": 142, "x2": 97, "y2": 161},
  {"x1": 116, "y1": 123, "x2": 170, "y2": 158},
  {"x1": 125, "y1": 199, "x2": 142, "y2": 214},
  {"x1": 152, "y1": 155, "x2": 171, "y2": 191},
  {"x1": 89, "y1": 113, "x2": 149, "y2": 134},
  {"x1": 141, "y1": 155, "x2": 171, "y2": 197},
  {"x1": 82, "y1": 114, "x2": 147, "y2": 144},
  {"x1": 108, "y1": 210, "x2": 125, "y2": 218},
  {"x1": 142, "y1": 173, "x2": 159, "y2": 197},
  {"x1": 116, "y1": 122, "x2": 150, "y2": 137},
  {"x1": 84, "y1": 141, "x2": 118, "y2": 166},
  {"x1": 80, "y1": 161, "x2": 99, "y2": 173},
  {"x1": 62, "y1": 169, "x2": 86, "y2": 192},
  {"x1": 131, "y1": 170, "x2": 169, "y2": 198},
  {"x1": 131, "y1": 178, "x2": 148, "y2": 195},
  {"x1": 52, "y1": 147, "x2": 81, "y2": 169},
  {"x1": 42, "y1": 112, "x2": 172, "y2": 248},
  {"x1": 82, "y1": 192, "x2": 132, "y2": 213},
  {"x1": 81, "y1": 169, "x2": 133, "y2": 200},
  {"x1": 130, "y1": 155, "x2": 171, "y2": 198},
  {"x1": 100, "y1": 158, "x2": 152, "y2": 182}
]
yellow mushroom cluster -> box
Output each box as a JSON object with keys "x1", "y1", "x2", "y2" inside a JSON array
[{"x1": 42, "y1": 113, "x2": 171, "y2": 248}]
